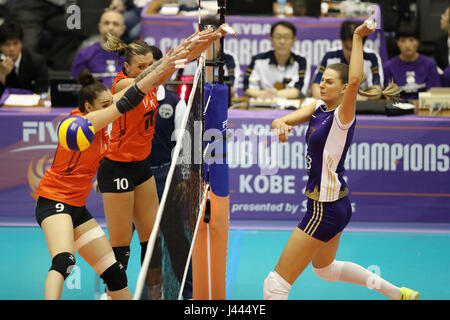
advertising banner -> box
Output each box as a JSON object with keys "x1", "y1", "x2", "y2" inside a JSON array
[{"x1": 0, "y1": 108, "x2": 448, "y2": 224}]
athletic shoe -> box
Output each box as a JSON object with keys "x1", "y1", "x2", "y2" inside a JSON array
[
  {"x1": 99, "y1": 292, "x2": 112, "y2": 300},
  {"x1": 399, "y1": 287, "x2": 420, "y2": 300}
]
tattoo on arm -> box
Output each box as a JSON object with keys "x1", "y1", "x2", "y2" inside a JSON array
[{"x1": 134, "y1": 59, "x2": 164, "y2": 83}]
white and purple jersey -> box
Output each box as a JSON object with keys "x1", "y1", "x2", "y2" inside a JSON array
[{"x1": 304, "y1": 100, "x2": 356, "y2": 202}]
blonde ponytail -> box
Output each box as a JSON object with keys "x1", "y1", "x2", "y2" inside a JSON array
[
  {"x1": 104, "y1": 32, "x2": 128, "y2": 56},
  {"x1": 104, "y1": 33, "x2": 152, "y2": 63}
]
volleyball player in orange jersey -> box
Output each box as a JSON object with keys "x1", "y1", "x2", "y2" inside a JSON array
[
  {"x1": 99, "y1": 36, "x2": 163, "y2": 299},
  {"x1": 34, "y1": 27, "x2": 232, "y2": 300},
  {"x1": 97, "y1": 25, "x2": 235, "y2": 299},
  {"x1": 35, "y1": 70, "x2": 135, "y2": 300}
]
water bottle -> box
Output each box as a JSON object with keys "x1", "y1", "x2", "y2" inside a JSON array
[{"x1": 277, "y1": 0, "x2": 287, "y2": 16}]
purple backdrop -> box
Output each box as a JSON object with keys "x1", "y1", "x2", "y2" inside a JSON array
[
  {"x1": 0, "y1": 108, "x2": 449, "y2": 224},
  {"x1": 140, "y1": 13, "x2": 388, "y2": 96},
  {"x1": 227, "y1": 110, "x2": 450, "y2": 223},
  {"x1": 0, "y1": 108, "x2": 105, "y2": 222}
]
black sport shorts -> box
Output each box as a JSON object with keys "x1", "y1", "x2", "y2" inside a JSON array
[
  {"x1": 35, "y1": 197, "x2": 93, "y2": 228},
  {"x1": 97, "y1": 157, "x2": 153, "y2": 193}
]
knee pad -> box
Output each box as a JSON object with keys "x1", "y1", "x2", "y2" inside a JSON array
[
  {"x1": 312, "y1": 260, "x2": 344, "y2": 282},
  {"x1": 263, "y1": 271, "x2": 291, "y2": 300},
  {"x1": 100, "y1": 261, "x2": 128, "y2": 292},
  {"x1": 49, "y1": 252, "x2": 76, "y2": 280},
  {"x1": 112, "y1": 246, "x2": 130, "y2": 271}
]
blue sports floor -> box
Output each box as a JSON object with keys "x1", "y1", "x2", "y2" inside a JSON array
[{"x1": 1, "y1": 222, "x2": 449, "y2": 300}]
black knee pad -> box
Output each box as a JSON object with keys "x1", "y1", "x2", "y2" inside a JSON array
[
  {"x1": 100, "y1": 261, "x2": 128, "y2": 292},
  {"x1": 140, "y1": 238, "x2": 161, "y2": 269},
  {"x1": 112, "y1": 246, "x2": 130, "y2": 271},
  {"x1": 49, "y1": 252, "x2": 76, "y2": 280}
]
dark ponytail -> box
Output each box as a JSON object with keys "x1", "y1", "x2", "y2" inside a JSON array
[{"x1": 77, "y1": 69, "x2": 108, "y2": 113}]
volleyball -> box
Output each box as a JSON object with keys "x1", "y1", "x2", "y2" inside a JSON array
[{"x1": 57, "y1": 115, "x2": 95, "y2": 152}]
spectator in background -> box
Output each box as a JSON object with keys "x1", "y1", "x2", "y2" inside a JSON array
[
  {"x1": 311, "y1": 20, "x2": 383, "y2": 100},
  {"x1": 71, "y1": 9, "x2": 126, "y2": 89},
  {"x1": 175, "y1": 17, "x2": 240, "y2": 97},
  {"x1": 383, "y1": 21, "x2": 441, "y2": 102},
  {"x1": 13, "y1": 0, "x2": 84, "y2": 71},
  {"x1": 434, "y1": 5, "x2": 450, "y2": 71},
  {"x1": 0, "y1": 21, "x2": 49, "y2": 97},
  {"x1": 109, "y1": 0, "x2": 149, "y2": 42},
  {"x1": 244, "y1": 21, "x2": 310, "y2": 99}
]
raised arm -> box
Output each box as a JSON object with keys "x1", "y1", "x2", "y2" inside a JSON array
[
  {"x1": 115, "y1": 24, "x2": 236, "y2": 95},
  {"x1": 86, "y1": 25, "x2": 236, "y2": 131},
  {"x1": 339, "y1": 20, "x2": 376, "y2": 125}
]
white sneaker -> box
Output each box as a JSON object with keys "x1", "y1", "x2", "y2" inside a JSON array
[{"x1": 99, "y1": 292, "x2": 112, "y2": 300}]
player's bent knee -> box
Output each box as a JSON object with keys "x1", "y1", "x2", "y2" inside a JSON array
[
  {"x1": 49, "y1": 252, "x2": 76, "y2": 280},
  {"x1": 100, "y1": 261, "x2": 128, "y2": 291},
  {"x1": 263, "y1": 271, "x2": 291, "y2": 300},
  {"x1": 312, "y1": 260, "x2": 344, "y2": 282},
  {"x1": 93, "y1": 251, "x2": 117, "y2": 275}
]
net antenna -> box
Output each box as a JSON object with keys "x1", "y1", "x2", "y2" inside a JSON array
[
  {"x1": 203, "y1": 0, "x2": 227, "y2": 116},
  {"x1": 218, "y1": 0, "x2": 226, "y2": 84},
  {"x1": 133, "y1": 53, "x2": 207, "y2": 300},
  {"x1": 203, "y1": 0, "x2": 226, "y2": 85}
]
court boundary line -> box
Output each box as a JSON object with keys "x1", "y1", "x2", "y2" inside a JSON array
[
  {"x1": 228, "y1": 219, "x2": 450, "y2": 234},
  {"x1": 3, "y1": 218, "x2": 450, "y2": 234}
]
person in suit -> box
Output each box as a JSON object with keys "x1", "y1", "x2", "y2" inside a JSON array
[
  {"x1": 0, "y1": 21, "x2": 49, "y2": 97},
  {"x1": 435, "y1": 5, "x2": 450, "y2": 71}
]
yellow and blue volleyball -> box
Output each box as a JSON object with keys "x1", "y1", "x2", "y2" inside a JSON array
[{"x1": 57, "y1": 115, "x2": 95, "y2": 152}]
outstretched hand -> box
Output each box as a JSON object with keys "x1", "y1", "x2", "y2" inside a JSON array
[
  {"x1": 354, "y1": 19, "x2": 377, "y2": 39},
  {"x1": 169, "y1": 24, "x2": 238, "y2": 63}
]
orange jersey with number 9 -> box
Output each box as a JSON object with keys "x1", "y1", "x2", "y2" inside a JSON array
[
  {"x1": 107, "y1": 70, "x2": 159, "y2": 162},
  {"x1": 37, "y1": 108, "x2": 109, "y2": 207}
]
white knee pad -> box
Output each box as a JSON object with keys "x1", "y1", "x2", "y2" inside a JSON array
[
  {"x1": 263, "y1": 271, "x2": 291, "y2": 300},
  {"x1": 312, "y1": 260, "x2": 344, "y2": 282}
]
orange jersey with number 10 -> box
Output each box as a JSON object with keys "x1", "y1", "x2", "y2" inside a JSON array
[
  {"x1": 37, "y1": 108, "x2": 110, "y2": 207},
  {"x1": 107, "y1": 70, "x2": 159, "y2": 162}
]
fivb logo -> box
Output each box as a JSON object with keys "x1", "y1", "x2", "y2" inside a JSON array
[{"x1": 23, "y1": 121, "x2": 58, "y2": 143}]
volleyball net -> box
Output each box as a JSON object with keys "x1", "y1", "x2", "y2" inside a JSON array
[
  {"x1": 134, "y1": 53, "x2": 208, "y2": 300},
  {"x1": 134, "y1": 0, "x2": 230, "y2": 299}
]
